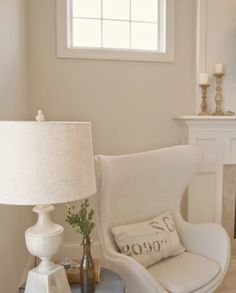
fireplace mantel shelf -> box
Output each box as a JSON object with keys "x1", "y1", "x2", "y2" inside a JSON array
[
  {"x1": 174, "y1": 115, "x2": 236, "y2": 120},
  {"x1": 174, "y1": 115, "x2": 236, "y2": 130}
]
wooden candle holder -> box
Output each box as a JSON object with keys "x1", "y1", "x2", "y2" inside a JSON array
[
  {"x1": 212, "y1": 73, "x2": 225, "y2": 116},
  {"x1": 198, "y1": 84, "x2": 210, "y2": 116}
]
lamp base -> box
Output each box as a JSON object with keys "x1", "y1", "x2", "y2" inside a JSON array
[
  {"x1": 25, "y1": 264, "x2": 71, "y2": 293},
  {"x1": 24, "y1": 205, "x2": 71, "y2": 293}
]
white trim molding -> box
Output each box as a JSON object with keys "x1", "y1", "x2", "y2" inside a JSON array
[
  {"x1": 196, "y1": 0, "x2": 208, "y2": 113},
  {"x1": 18, "y1": 256, "x2": 36, "y2": 289},
  {"x1": 56, "y1": 0, "x2": 175, "y2": 62},
  {"x1": 19, "y1": 240, "x2": 102, "y2": 288},
  {"x1": 55, "y1": 240, "x2": 102, "y2": 261}
]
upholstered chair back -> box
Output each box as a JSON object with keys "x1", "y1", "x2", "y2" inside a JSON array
[{"x1": 95, "y1": 145, "x2": 202, "y2": 250}]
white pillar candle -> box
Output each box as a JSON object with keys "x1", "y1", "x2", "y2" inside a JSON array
[
  {"x1": 215, "y1": 63, "x2": 224, "y2": 74},
  {"x1": 200, "y1": 73, "x2": 209, "y2": 85}
]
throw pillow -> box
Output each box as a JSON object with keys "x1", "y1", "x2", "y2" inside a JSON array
[{"x1": 112, "y1": 210, "x2": 185, "y2": 268}]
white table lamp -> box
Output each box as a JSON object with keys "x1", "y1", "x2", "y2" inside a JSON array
[{"x1": 0, "y1": 112, "x2": 96, "y2": 293}]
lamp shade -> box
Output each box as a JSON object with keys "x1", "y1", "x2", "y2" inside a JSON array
[{"x1": 0, "y1": 121, "x2": 96, "y2": 205}]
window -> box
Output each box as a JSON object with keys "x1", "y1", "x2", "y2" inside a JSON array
[{"x1": 57, "y1": 0, "x2": 175, "y2": 62}]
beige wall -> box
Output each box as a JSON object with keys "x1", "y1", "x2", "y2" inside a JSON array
[
  {"x1": 27, "y1": 0, "x2": 196, "y2": 242},
  {"x1": 0, "y1": 0, "x2": 32, "y2": 292},
  {"x1": 0, "y1": 0, "x2": 29, "y2": 119},
  {"x1": 206, "y1": 0, "x2": 236, "y2": 112}
]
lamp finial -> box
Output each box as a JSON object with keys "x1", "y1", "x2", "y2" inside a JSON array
[{"x1": 36, "y1": 110, "x2": 45, "y2": 122}]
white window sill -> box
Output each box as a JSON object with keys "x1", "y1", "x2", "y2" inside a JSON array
[{"x1": 57, "y1": 46, "x2": 175, "y2": 62}]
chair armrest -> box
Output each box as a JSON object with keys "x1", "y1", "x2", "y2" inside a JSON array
[
  {"x1": 179, "y1": 222, "x2": 231, "y2": 269},
  {"x1": 103, "y1": 246, "x2": 168, "y2": 293}
]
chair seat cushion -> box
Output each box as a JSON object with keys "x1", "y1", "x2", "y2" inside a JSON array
[{"x1": 148, "y1": 252, "x2": 221, "y2": 293}]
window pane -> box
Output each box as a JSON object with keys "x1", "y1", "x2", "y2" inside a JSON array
[
  {"x1": 131, "y1": 22, "x2": 157, "y2": 50},
  {"x1": 73, "y1": 0, "x2": 101, "y2": 18},
  {"x1": 103, "y1": 0, "x2": 130, "y2": 20},
  {"x1": 73, "y1": 19, "x2": 101, "y2": 47},
  {"x1": 131, "y1": 0, "x2": 157, "y2": 22},
  {"x1": 103, "y1": 21, "x2": 129, "y2": 49}
]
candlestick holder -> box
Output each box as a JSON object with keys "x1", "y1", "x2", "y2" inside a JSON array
[
  {"x1": 198, "y1": 84, "x2": 210, "y2": 116},
  {"x1": 212, "y1": 73, "x2": 225, "y2": 116}
]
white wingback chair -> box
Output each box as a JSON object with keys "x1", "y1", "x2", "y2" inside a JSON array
[{"x1": 95, "y1": 145, "x2": 230, "y2": 293}]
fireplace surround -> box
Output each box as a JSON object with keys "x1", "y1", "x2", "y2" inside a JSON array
[{"x1": 175, "y1": 116, "x2": 236, "y2": 252}]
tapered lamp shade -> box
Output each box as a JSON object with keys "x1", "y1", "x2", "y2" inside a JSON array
[{"x1": 0, "y1": 121, "x2": 96, "y2": 205}]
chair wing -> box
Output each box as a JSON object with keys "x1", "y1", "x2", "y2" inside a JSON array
[{"x1": 96, "y1": 145, "x2": 202, "y2": 231}]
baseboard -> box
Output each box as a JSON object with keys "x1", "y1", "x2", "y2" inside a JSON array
[
  {"x1": 55, "y1": 240, "x2": 102, "y2": 261},
  {"x1": 18, "y1": 255, "x2": 36, "y2": 288},
  {"x1": 19, "y1": 240, "x2": 103, "y2": 288}
]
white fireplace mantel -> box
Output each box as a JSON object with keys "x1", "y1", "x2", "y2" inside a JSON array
[{"x1": 175, "y1": 115, "x2": 236, "y2": 225}]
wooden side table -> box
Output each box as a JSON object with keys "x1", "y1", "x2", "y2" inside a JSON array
[{"x1": 18, "y1": 268, "x2": 125, "y2": 293}]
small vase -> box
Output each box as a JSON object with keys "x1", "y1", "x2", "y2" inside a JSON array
[{"x1": 80, "y1": 237, "x2": 95, "y2": 293}]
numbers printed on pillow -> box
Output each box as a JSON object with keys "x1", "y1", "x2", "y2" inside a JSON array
[
  {"x1": 121, "y1": 238, "x2": 168, "y2": 256},
  {"x1": 143, "y1": 241, "x2": 153, "y2": 254}
]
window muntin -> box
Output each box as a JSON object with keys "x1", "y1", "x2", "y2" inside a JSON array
[{"x1": 70, "y1": 0, "x2": 166, "y2": 52}]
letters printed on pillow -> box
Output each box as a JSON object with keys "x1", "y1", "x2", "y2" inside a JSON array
[{"x1": 112, "y1": 210, "x2": 185, "y2": 267}]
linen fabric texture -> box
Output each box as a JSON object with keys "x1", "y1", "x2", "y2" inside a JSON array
[{"x1": 112, "y1": 210, "x2": 185, "y2": 268}]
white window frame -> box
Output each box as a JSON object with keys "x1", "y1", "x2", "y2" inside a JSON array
[{"x1": 57, "y1": 0, "x2": 175, "y2": 62}]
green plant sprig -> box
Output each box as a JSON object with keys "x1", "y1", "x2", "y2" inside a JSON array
[{"x1": 66, "y1": 199, "x2": 95, "y2": 238}]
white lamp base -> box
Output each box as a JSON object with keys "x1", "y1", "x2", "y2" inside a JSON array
[
  {"x1": 25, "y1": 205, "x2": 71, "y2": 293},
  {"x1": 25, "y1": 264, "x2": 71, "y2": 293}
]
